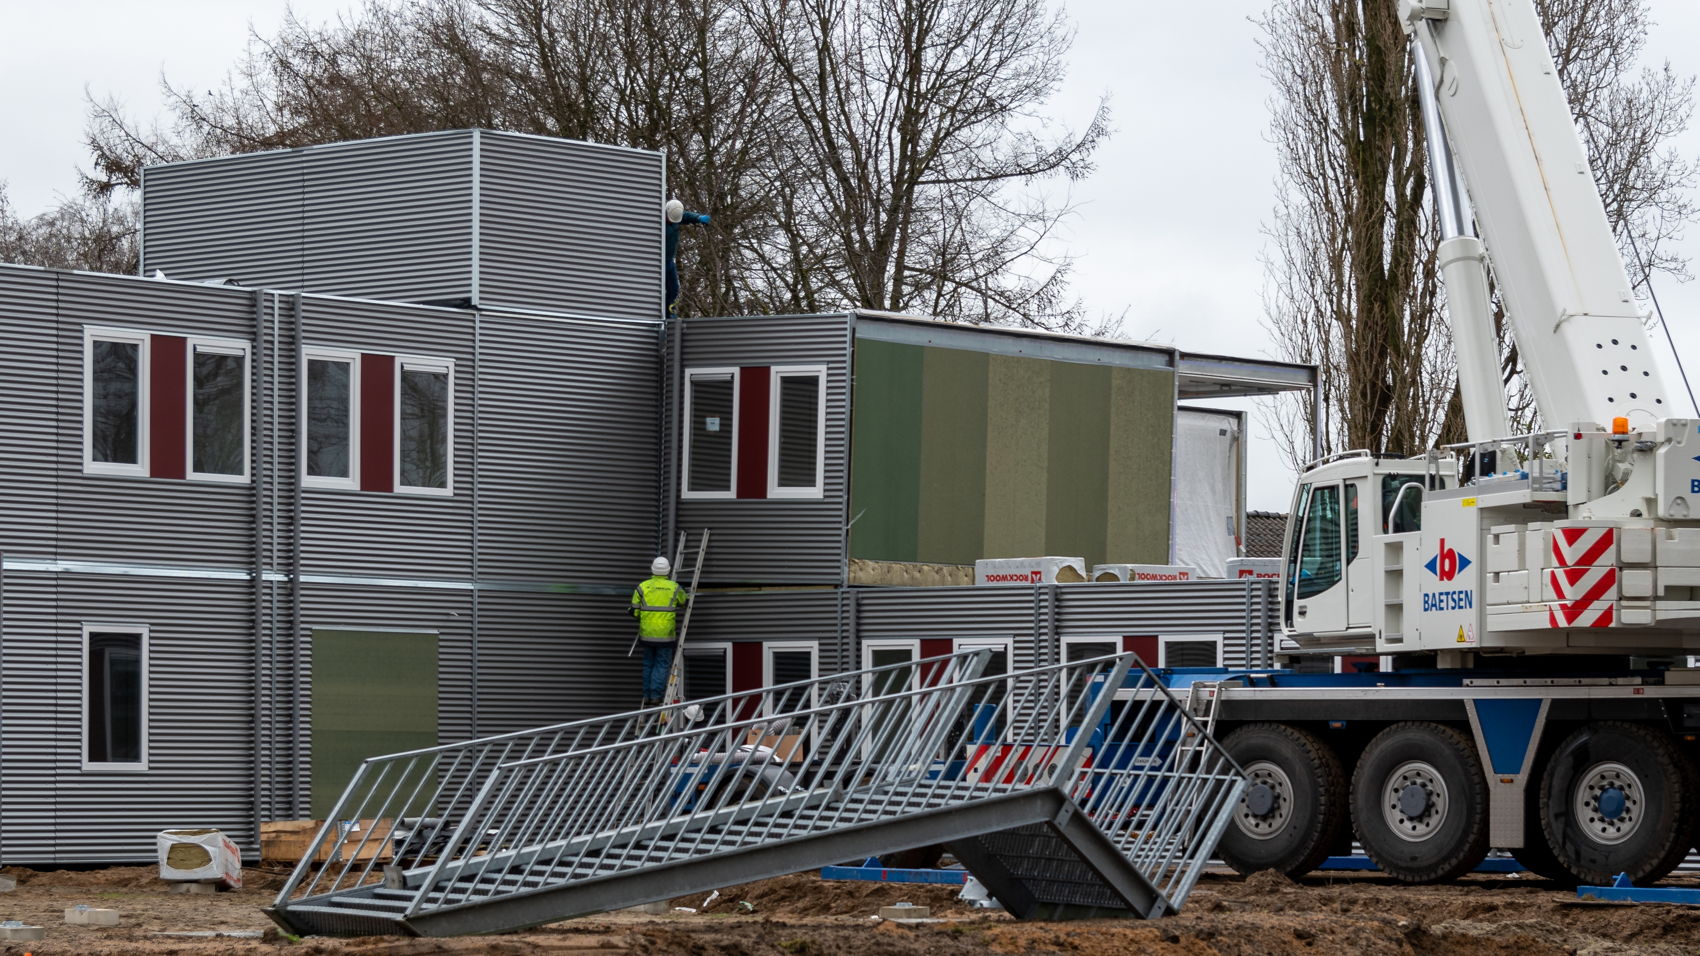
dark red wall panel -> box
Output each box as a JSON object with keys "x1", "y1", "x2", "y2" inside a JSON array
[
  {"x1": 1124, "y1": 635, "x2": 1159, "y2": 669},
  {"x1": 360, "y1": 353, "x2": 395, "y2": 492},
  {"x1": 731, "y1": 642, "x2": 765, "y2": 720},
  {"x1": 736, "y1": 366, "x2": 770, "y2": 499},
  {"x1": 149, "y1": 335, "x2": 187, "y2": 479}
]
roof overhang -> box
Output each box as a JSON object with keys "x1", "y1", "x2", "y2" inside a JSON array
[{"x1": 1176, "y1": 351, "x2": 1315, "y2": 400}]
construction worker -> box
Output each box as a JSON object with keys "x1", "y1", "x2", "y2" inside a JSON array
[
  {"x1": 631, "y1": 556, "x2": 689, "y2": 706},
  {"x1": 663, "y1": 199, "x2": 710, "y2": 318}
]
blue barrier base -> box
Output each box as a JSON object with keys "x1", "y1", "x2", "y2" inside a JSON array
[
  {"x1": 820, "y1": 858, "x2": 970, "y2": 885},
  {"x1": 1578, "y1": 873, "x2": 1700, "y2": 904}
]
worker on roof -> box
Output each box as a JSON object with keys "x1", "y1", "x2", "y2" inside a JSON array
[
  {"x1": 663, "y1": 199, "x2": 710, "y2": 318},
  {"x1": 631, "y1": 556, "x2": 689, "y2": 707}
]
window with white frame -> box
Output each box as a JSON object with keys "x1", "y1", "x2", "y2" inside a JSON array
[
  {"x1": 957, "y1": 638, "x2": 1012, "y2": 732},
  {"x1": 303, "y1": 349, "x2": 359, "y2": 488},
  {"x1": 398, "y1": 358, "x2": 452, "y2": 494},
  {"x1": 188, "y1": 338, "x2": 250, "y2": 481},
  {"x1": 85, "y1": 328, "x2": 149, "y2": 475},
  {"x1": 84, "y1": 625, "x2": 148, "y2": 770},
  {"x1": 684, "y1": 368, "x2": 737, "y2": 497},
  {"x1": 1159, "y1": 633, "x2": 1223, "y2": 668},
  {"x1": 768, "y1": 366, "x2": 825, "y2": 497},
  {"x1": 683, "y1": 643, "x2": 732, "y2": 703},
  {"x1": 763, "y1": 642, "x2": 818, "y2": 715},
  {"x1": 1062, "y1": 637, "x2": 1119, "y2": 663}
]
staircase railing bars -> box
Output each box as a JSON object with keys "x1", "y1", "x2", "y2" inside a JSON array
[
  {"x1": 274, "y1": 650, "x2": 994, "y2": 906},
  {"x1": 273, "y1": 649, "x2": 1246, "y2": 924}
]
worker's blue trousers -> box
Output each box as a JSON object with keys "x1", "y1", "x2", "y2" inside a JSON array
[{"x1": 641, "y1": 642, "x2": 674, "y2": 701}]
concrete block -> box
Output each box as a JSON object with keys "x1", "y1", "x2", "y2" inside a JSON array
[
  {"x1": 0, "y1": 876, "x2": 16, "y2": 892},
  {"x1": 0, "y1": 923, "x2": 44, "y2": 941},
  {"x1": 64, "y1": 906, "x2": 120, "y2": 926},
  {"x1": 168, "y1": 882, "x2": 218, "y2": 895},
  {"x1": 879, "y1": 903, "x2": 930, "y2": 920},
  {"x1": 621, "y1": 901, "x2": 670, "y2": 915}
]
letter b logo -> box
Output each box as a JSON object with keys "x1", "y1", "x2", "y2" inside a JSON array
[{"x1": 1437, "y1": 538, "x2": 1458, "y2": 581}]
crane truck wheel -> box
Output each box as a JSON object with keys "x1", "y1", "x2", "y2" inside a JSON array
[
  {"x1": 1214, "y1": 723, "x2": 1347, "y2": 877},
  {"x1": 1350, "y1": 722, "x2": 1488, "y2": 883},
  {"x1": 1538, "y1": 721, "x2": 1699, "y2": 886}
]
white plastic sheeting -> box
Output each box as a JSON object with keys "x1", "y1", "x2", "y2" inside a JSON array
[{"x1": 1172, "y1": 409, "x2": 1242, "y2": 578}]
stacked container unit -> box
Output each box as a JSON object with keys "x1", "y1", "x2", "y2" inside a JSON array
[{"x1": 0, "y1": 129, "x2": 668, "y2": 861}]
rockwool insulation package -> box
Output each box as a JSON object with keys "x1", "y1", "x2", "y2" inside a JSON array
[
  {"x1": 974, "y1": 556, "x2": 1087, "y2": 585},
  {"x1": 1172, "y1": 408, "x2": 1244, "y2": 578},
  {"x1": 1092, "y1": 564, "x2": 1200, "y2": 583},
  {"x1": 157, "y1": 829, "x2": 242, "y2": 888}
]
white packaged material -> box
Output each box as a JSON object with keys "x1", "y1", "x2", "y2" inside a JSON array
[
  {"x1": 974, "y1": 557, "x2": 1086, "y2": 586},
  {"x1": 1225, "y1": 557, "x2": 1281, "y2": 580},
  {"x1": 157, "y1": 829, "x2": 242, "y2": 888},
  {"x1": 1092, "y1": 564, "x2": 1199, "y2": 583}
]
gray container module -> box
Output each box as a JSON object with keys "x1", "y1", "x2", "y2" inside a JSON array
[{"x1": 141, "y1": 130, "x2": 665, "y2": 320}]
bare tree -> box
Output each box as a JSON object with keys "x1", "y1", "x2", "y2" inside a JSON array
[
  {"x1": 81, "y1": 0, "x2": 1103, "y2": 328},
  {"x1": 0, "y1": 184, "x2": 138, "y2": 275},
  {"x1": 1259, "y1": 0, "x2": 1696, "y2": 469}
]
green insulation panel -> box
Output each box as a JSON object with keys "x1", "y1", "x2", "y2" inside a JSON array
[
  {"x1": 310, "y1": 629, "x2": 439, "y2": 818},
  {"x1": 850, "y1": 339, "x2": 1174, "y2": 568}
]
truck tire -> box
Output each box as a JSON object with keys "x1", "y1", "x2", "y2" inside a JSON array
[
  {"x1": 1539, "y1": 721, "x2": 1699, "y2": 886},
  {"x1": 1513, "y1": 785, "x2": 1576, "y2": 884},
  {"x1": 1351, "y1": 722, "x2": 1488, "y2": 883},
  {"x1": 1216, "y1": 723, "x2": 1347, "y2": 877}
]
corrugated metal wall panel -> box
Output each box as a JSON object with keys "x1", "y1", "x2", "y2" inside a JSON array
[
  {"x1": 677, "y1": 315, "x2": 852, "y2": 585},
  {"x1": 48, "y1": 271, "x2": 262, "y2": 570},
  {"x1": 140, "y1": 130, "x2": 666, "y2": 316},
  {"x1": 302, "y1": 133, "x2": 476, "y2": 303},
  {"x1": 477, "y1": 133, "x2": 664, "y2": 319},
  {"x1": 677, "y1": 590, "x2": 847, "y2": 675},
  {"x1": 470, "y1": 590, "x2": 635, "y2": 733},
  {"x1": 478, "y1": 311, "x2": 660, "y2": 582},
  {"x1": 1055, "y1": 581, "x2": 1276, "y2": 669},
  {"x1": 297, "y1": 295, "x2": 474, "y2": 579},
  {"x1": 141, "y1": 149, "x2": 304, "y2": 286},
  {"x1": 0, "y1": 267, "x2": 63, "y2": 557},
  {"x1": 1, "y1": 572, "x2": 257, "y2": 864}
]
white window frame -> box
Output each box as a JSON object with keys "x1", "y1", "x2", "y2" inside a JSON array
[
  {"x1": 762, "y1": 641, "x2": 819, "y2": 715},
  {"x1": 301, "y1": 347, "x2": 362, "y2": 490},
  {"x1": 83, "y1": 327, "x2": 151, "y2": 477},
  {"x1": 185, "y1": 336, "x2": 252, "y2": 484},
  {"x1": 766, "y1": 365, "x2": 827, "y2": 499},
  {"x1": 682, "y1": 641, "x2": 733, "y2": 700},
  {"x1": 681, "y1": 367, "x2": 740, "y2": 499},
  {"x1": 81, "y1": 623, "x2": 150, "y2": 772},
  {"x1": 1061, "y1": 636, "x2": 1121, "y2": 663},
  {"x1": 1158, "y1": 632, "x2": 1224, "y2": 668},
  {"x1": 395, "y1": 355, "x2": 455, "y2": 497}
]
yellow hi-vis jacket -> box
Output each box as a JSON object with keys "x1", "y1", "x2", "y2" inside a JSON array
[{"x1": 630, "y1": 575, "x2": 688, "y2": 642}]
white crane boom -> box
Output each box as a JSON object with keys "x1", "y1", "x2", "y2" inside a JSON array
[{"x1": 1402, "y1": 0, "x2": 1671, "y2": 431}]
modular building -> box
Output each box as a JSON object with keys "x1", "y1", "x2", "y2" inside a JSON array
[{"x1": 0, "y1": 129, "x2": 1311, "y2": 862}]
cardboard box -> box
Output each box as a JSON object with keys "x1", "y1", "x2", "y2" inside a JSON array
[
  {"x1": 744, "y1": 731, "x2": 807, "y2": 764},
  {"x1": 260, "y1": 818, "x2": 393, "y2": 865}
]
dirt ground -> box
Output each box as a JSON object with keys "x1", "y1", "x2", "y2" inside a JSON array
[{"x1": 0, "y1": 864, "x2": 1697, "y2": 955}]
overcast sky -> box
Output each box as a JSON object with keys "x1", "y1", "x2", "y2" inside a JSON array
[{"x1": 4, "y1": 1, "x2": 1700, "y2": 513}]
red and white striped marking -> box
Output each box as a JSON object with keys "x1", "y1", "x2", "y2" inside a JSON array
[
  {"x1": 1548, "y1": 566, "x2": 1619, "y2": 603},
  {"x1": 1548, "y1": 602, "x2": 1616, "y2": 628},
  {"x1": 1552, "y1": 527, "x2": 1615, "y2": 567}
]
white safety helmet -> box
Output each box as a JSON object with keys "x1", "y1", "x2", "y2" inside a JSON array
[
  {"x1": 651, "y1": 556, "x2": 672, "y2": 576},
  {"x1": 664, "y1": 199, "x2": 684, "y2": 224}
]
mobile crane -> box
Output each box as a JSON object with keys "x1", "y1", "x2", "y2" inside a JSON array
[{"x1": 1191, "y1": 0, "x2": 1700, "y2": 886}]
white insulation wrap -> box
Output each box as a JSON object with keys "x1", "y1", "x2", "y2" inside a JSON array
[
  {"x1": 1226, "y1": 557, "x2": 1281, "y2": 581},
  {"x1": 157, "y1": 829, "x2": 243, "y2": 887},
  {"x1": 974, "y1": 557, "x2": 1087, "y2": 585},
  {"x1": 1092, "y1": 564, "x2": 1200, "y2": 583},
  {"x1": 1173, "y1": 409, "x2": 1242, "y2": 578}
]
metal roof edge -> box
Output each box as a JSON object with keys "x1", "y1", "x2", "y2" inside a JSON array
[{"x1": 139, "y1": 128, "x2": 662, "y2": 176}]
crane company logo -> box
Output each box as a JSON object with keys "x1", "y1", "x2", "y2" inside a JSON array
[{"x1": 1424, "y1": 539, "x2": 1472, "y2": 581}]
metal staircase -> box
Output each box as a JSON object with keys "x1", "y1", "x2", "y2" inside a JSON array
[{"x1": 269, "y1": 650, "x2": 1245, "y2": 937}]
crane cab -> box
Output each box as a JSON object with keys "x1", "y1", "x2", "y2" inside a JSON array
[{"x1": 1281, "y1": 453, "x2": 1445, "y2": 652}]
